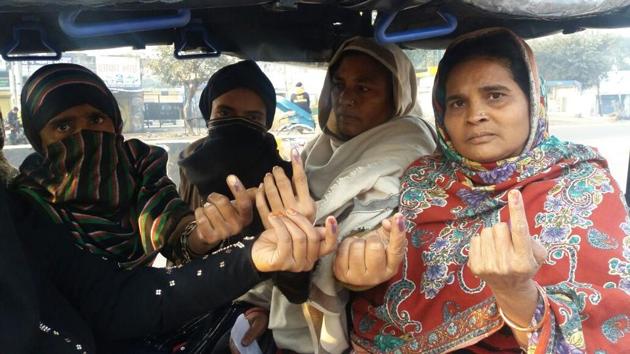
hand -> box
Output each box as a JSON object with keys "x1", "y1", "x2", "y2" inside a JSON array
[
  {"x1": 467, "y1": 189, "x2": 548, "y2": 295},
  {"x1": 189, "y1": 175, "x2": 253, "y2": 255},
  {"x1": 252, "y1": 209, "x2": 338, "y2": 273},
  {"x1": 334, "y1": 213, "x2": 407, "y2": 287},
  {"x1": 256, "y1": 148, "x2": 316, "y2": 229},
  {"x1": 241, "y1": 309, "x2": 268, "y2": 347}
]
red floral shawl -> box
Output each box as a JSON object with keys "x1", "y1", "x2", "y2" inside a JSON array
[{"x1": 351, "y1": 28, "x2": 630, "y2": 353}]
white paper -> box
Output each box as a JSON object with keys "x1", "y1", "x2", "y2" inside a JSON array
[{"x1": 229, "y1": 314, "x2": 263, "y2": 354}]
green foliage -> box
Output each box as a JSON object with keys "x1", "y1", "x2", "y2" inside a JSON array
[
  {"x1": 529, "y1": 32, "x2": 629, "y2": 88},
  {"x1": 145, "y1": 47, "x2": 237, "y2": 120}
]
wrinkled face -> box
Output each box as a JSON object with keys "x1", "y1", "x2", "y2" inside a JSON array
[
  {"x1": 330, "y1": 53, "x2": 393, "y2": 139},
  {"x1": 39, "y1": 104, "x2": 116, "y2": 148},
  {"x1": 444, "y1": 57, "x2": 530, "y2": 163},
  {"x1": 210, "y1": 88, "x2": 266, "y2": 127}
]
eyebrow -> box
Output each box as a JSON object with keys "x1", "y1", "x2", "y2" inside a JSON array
[
  {"x1": 445, "y1": 85, "x2": 512, "y2": 102},
  {"x1": 332, "y1": 74, "x2": 377, "y2": 84},
  {"x1": 480, "y1": 84, "x2": 511, "y2": 92},
  {"x1": 214, "y1": 104, "x2": 236, "y2": 112}
]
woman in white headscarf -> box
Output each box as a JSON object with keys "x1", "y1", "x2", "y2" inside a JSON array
[{"x1": 249, "y1": 36, "x2": 437, "y2": 353}]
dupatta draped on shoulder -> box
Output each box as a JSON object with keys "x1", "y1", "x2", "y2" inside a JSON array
[{"x1": 351, "y1": 28, "x2": 630, "y2": 353}]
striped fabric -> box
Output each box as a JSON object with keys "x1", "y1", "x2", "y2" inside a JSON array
[{"x1": 16, "y1": 131, "x2": 191, "y2": 268}]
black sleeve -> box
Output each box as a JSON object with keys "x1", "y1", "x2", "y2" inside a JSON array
[
  {"x1": 272, "y1": 271, "x2": 311, "y2": 304},
  {"x1": 18, "y1": 195, "x2": 266, "y2": 341}
]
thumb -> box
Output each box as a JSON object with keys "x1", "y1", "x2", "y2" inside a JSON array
[
  {"x1": 228, "y1": 175, "x2": 253, "y2": 221},
  {"x1": 318, "y1": 216, "x2": 338, "y2": 257},
  {"x1": 532, "y1": 239, "x2": 548, "y2": 266},
  {"x1": 385, "y1": 213, "x2": 406, "y2": 273}
]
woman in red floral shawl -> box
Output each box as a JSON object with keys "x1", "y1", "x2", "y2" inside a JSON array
[{"x1": 344, "y1": 28, "x2": 630, "y2": 353}]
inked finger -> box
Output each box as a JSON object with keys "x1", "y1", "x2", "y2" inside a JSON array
[
  {"x1": 290, "y1": 148, "x2": 311, "y2": 203},
  {"x1": 385, "y1": 213, "x2": 406, "y2": 275},
  {"x1": 318, "y1": 216, "x2": 338, "y2": 257},
  {"x1": 507, "y1": 189, "x2": 532, "y2": 255},
  {"x1": 227, "y1": 175, "x2": 253, "y2": 226}
]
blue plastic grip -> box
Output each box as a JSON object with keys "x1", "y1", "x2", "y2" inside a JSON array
[
  {"x1": 375, "y1": 10, "x2": 457, "y2": 44},
  {"x1": 2, "y1": 23, "x2": 62, "y2": 61},
  {"x1": 58, "y1": 9, "x2": 191, "y2": 38}
]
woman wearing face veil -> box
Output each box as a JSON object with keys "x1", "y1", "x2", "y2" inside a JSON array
[
  {"x1": 12, "y1": 63, "x2": 201, "y2": 268},
  {"x1": 178, "y1": 60, "x2": 291, "y2": 211}
]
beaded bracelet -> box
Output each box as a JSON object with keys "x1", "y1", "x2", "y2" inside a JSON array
[{"x1": 498, "y1": 282, "x2": 550, "y2": 333}]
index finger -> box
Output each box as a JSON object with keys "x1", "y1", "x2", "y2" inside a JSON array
[
  {"x1": 290, "y1": 148, "x2": 310, "y2": 202},
  {"x1": 228, "y1": 175, "x2": 253, "y2": 223},
  {"x1": 507, "y1": 189, "x2": 532, "y2": 254},
  {"x1": 385, "y1": 213, "x2": 406, "y2": 274}
]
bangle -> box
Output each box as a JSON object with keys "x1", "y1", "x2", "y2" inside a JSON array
[
  {"x1": 498, "y1": 282, "x2": 549, "y2": 333},
  {"x1": 180, "y1": 221, "x2": 199, "y2": 263}
]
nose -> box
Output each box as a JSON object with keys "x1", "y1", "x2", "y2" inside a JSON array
[
  {"x1": 466, "y1": 101, "x2": 489, "y2": 124},
  {"x1": 337, "y1": 88, "x2": 356, "y2": 107}
]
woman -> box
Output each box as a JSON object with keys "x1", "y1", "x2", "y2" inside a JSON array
[
  {"x1": 251, "y1": 36, "x2": 436, "y2": 353},
  {"x1": 0, "y1": 175, "x2": 337, "y2": 353},
  {"x1": 13, "y1": 63, "x2": 229, "y2": 267},
  {"x1": 346, "y1": 28, "x2": 630, "y2": 352}
]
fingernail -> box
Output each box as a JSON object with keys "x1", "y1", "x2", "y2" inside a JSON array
[
  {"x1": 291, "y1": 148, "x2": 301, "y2": 163},
  {"x1": 397, "y1": 215, "x2": 405, "y2": 232},
  {"x1": 286, "y1": 208, "x2": 297, "y2": 215},
  {"x1": 228, "y1": 175, "x2": 242, "y2": 191},
  {"x1": 330, "y1": 217, "x2": 337, "y2": 234},
  {"x1": 259, "y1": 183, "x2": 264, "y2": 189},
  {"x1": 273, "y1": 165, "x2": 281, "y2": 173},
  {"x1": 203, "y1": 202, "x2": 211, "y2": 208},
  {"x1": 265, "y1": 173, "x2": 272, "y2": 178}
]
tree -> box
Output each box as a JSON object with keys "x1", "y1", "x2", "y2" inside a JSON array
[
  {"x1": 145, "y1": 47, "x2": 237, "y2": 134},
  {"x1": 529, "y1": 33, "x2": 622, "y2": 88}
]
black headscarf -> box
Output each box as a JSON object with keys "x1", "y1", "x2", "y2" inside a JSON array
[
  {"x1": 20, "y1": 63, "x2": 122, "y2": 152},
  {"x1": 198, "y1": 60, "x2": 276, "y2": 129}
]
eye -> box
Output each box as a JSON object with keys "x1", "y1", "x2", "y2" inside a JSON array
[
  {"x1": 488, "y1": 92, "x2": 505, "y2": 101},
  {"x1": 55, "y1": 121, "x2": 72, "y2": 133},
  {"x1": 217, "y1": 109, "x2": 231, "y2": 117},
  {"x1": 332, "y1": 80, "x2": 344, "y2": 91},
  {"x1": 358, "y1": 85, "x2": 369, "y2": 93},
  {"x1": 449, "y1": 99, "x2": 465, "y2": 109},
  {"x1": 89, "y1": 114, "x2": 106, "y2": 125}
]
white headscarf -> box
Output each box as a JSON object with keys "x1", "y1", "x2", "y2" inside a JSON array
[{"x1": 268, "y1": 37, "x2": 436, "y2": 354}]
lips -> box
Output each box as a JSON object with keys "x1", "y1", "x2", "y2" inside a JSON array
[{"x1": 466, "y1": 132, "x2": 495, "y2": 144}]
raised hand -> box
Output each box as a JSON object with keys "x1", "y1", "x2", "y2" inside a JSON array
[
  {"x1": 333, "y1": 213, "x2": 407, "y2": 288},
  {"x1": 251, "y1": 209, "x2": 337, "y2": 273},
  {"x1": 467, "y1": 189, "x2": 547, "y2": 294},
  {"x1": 256, "y1": 148, "x2": 316, "y2": 229},
  {"x1": 189, "y1": 175, "x2": 253, "y2": 255}
]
